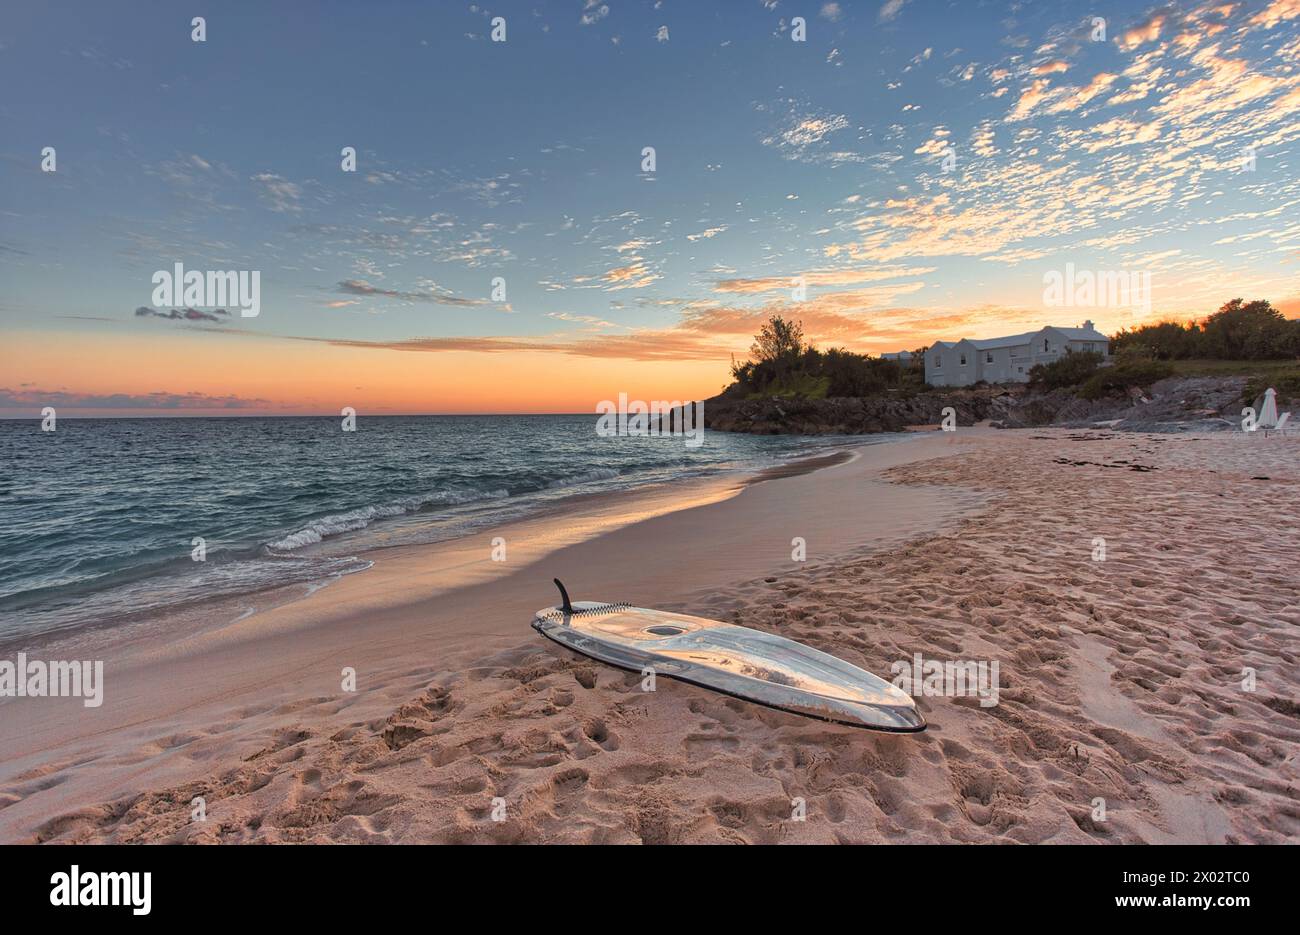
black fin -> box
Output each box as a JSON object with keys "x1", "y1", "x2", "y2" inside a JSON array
[{"x1": 553, "y1": 578, "x2": 574, "y2": 614}]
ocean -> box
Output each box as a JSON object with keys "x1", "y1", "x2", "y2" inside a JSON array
[{"x1": 0, "y1": 415, "x2": 901, "y2": 644}]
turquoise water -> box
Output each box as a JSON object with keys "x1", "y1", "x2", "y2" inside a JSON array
[{"x1": 0, "y1": 415, "x2": 895, "y2": 643}]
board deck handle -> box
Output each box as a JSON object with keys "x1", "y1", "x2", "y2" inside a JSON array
[{"x1": 553, "y1": 578, "x2": 574, "y2": 615}]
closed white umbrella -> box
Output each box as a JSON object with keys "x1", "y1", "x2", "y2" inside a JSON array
[{"x1": 1259, "y1": 387, "x2": 1279, "y2": 429}]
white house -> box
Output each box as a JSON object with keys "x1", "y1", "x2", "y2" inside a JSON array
[{"x1": 925, "y1": 321, "x2": 1110, "y2": 388}]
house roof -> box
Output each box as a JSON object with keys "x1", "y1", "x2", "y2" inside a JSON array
[
  {"x1": 929, "y1": 324, "x2": 1110, "y2": 353},
  {"x1": 1047, "y1": 326, "x2": 1110, "y2": 341},
  {"x1": 967, "y1": 330, "x2": 1039, "y2": 350}
]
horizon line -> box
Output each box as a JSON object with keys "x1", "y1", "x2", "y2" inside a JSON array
[{"x1": 0, "y1": 411, "x2": 645, "y2": 420}]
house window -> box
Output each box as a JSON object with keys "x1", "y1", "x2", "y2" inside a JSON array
[
  {"x1": 1017, "y1": 367, "x2": 1023, "y2": 373},
  {"x1": 1043, "y1": 339, "x2": 1049, "y2": 352},
  {"x1": 959, "y1": 354, "x2": 967, "y2": 366},
  {"x1": 986, "y1": 352, "x2": 993, "y2": 363},
  {"x1": 933, "y1": 356, "x2": 940, "y2": 368}
]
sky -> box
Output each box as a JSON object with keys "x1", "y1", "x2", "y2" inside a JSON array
[{"x1": 2, "y1": 0, "x2": 1298, "y2": 416}]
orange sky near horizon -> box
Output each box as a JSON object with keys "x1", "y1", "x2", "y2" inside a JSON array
[
  {"x1": 0, "y1": 329, "x2": 733, "y2": 417},
  {"x1": 6, "y1": 287, "x2": 1297, "y2": 417}
]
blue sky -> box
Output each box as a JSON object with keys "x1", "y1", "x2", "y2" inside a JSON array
[{"x1": 2, "y1": 1, "x2": 1298, "y2": 413}]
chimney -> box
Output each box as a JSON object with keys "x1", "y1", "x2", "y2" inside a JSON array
[{"x1": 1081, "y1": 319, "x2": 1094, "y2": 330}]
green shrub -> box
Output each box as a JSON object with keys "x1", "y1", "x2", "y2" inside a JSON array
[
  {"x1": 748, "y1": 372, "x2": 831, "y2": 400},
  {"x1": 1027, "y1": 351, "x2": 1103, "y2": 391},
  {"x1": 1241, "y1": 370, "x2": 1300, "y2": 405},
  {"x1": 1079, "y1": 360, "x2": 1174, "y2": 400},
  {"x1": 819, "y1": 347, "x2": 891, "y2": 396}
]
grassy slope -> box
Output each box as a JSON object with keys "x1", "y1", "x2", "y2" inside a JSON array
[{"x1": 1166, "y1": 359, "x2": 1299, "y2": 379}]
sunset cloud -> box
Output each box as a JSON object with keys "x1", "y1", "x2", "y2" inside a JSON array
[
  {"x1": 1251, "y1": 0, "x2": 1300, "y2": 28},
  {"x1": 1047, "y1": 72, "x2": 1118, "y2": 113},
  {"x1": 714, "y1": 266, "x2": 936, "y2": 294},
  {"x1": 1032, "y1": 60, "x2": 1070, "y2": 75},
  {"x1": 602, "y1": 262, "x2": 660, "y2": 290},
  {"x1": 1118, "y1": 13, "x2": 1167, "y2": 51}
]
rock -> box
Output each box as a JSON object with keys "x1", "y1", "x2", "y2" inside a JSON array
[
  {"x1": 701, "y1": 375, "x2": 1276, "y2": 435},
  {"x1": 702, "y1": 389, "x2": 995, "y2": 435}
]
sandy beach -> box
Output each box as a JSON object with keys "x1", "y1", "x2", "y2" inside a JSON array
[{"x1": 2, "y1": 427, "x2": 1296, "y2": 844}]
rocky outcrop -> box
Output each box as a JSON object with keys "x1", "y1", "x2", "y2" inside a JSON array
[
  {"x1": 990, "y1": 376, "x2": 1250, "y2": 432},
  {"x1": 702, "y1": 391, "x2": 992, "y2": 435},
  {"x1": 704, "y1": 376, "x2": 1283, "y2": 435}
]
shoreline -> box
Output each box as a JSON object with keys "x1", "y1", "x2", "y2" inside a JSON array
[
  {"x1": 2, "y1": 434, "x2": 898, "y2": 659},
  {"x1": 0, "y1": 431, "x2": 979, "y2": 841}
]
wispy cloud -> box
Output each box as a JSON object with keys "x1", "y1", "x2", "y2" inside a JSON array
[
  {"x1": 336, "y1": 279, "x2": 487, "y2": 307},
  {"x1": 580, "y1": 2, "x2": 610, "y2": 26},
  {"x1": 878, "y1": 0, "x2": 907, "y2": 23},
  {"x1": 1117, "y1": 11, "x2": 1167, "y2": 51},
  {"x1": 601, "y1": 262, "x2": 660, "y2": 290},
  {"x1": 250, "y1": 172, "x2": 303, "y2": 213},
  {"x1": 686, "y1": 225, "x2": 728, "y2": 242},
  {"x1": 759, "y1": 100, "x2": 863, "y2": 165},
  {"x1": 715, "y1": 266, "x2": 935, "y2": 294},
  {"x1": 0, "y1": 387, "x2": 268, "y2": 410},
  {"x1": 135, "y1": 306, "x2": 231, "y2": 323}
]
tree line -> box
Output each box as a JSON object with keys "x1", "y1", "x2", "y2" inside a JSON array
[
  {"x1": 1111, "y1": 299, "x2": 1298, "y2": 361},
  {"x1": 725, "y1": 298, "x2": 1297, "y2": 400}
]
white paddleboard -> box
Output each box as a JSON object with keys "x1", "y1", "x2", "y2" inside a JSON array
[{"x1": 532, "y1": 580, "x2": 925, "y2": 732}]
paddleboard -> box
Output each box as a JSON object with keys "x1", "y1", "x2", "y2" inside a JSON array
[{"x1": 532, "y1": 579, "x2": 925, "y2": 732}]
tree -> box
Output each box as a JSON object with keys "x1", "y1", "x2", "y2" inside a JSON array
[
  {"x1": 1200, "y1": 299, "x2": 1297, "y2": 360},
  {"x1": 1111, "y1": 320, "x2": 1202, "y2": 360},
  {"x1": 750, "y1": 315, "x2": 806, "y2": 364}
]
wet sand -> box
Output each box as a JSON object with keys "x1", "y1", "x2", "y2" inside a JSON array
[{"x1": 0, "y1": 433, "x2": 980, "y2": 841}]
